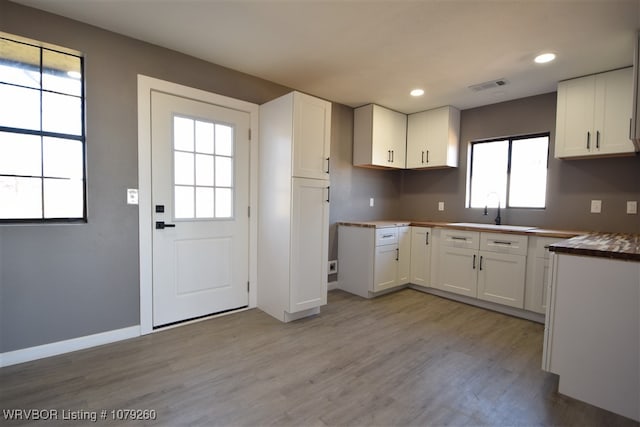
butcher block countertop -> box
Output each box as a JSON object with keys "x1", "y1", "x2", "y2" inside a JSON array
[
  {"x1": 338, "y1": 220, "x2": 583, "y2": 239},
  {"x1": 549, "y1": 233, "x2": 640, "y2": 262}
]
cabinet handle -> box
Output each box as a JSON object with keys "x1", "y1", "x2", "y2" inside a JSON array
[
  {"x1": 426, "y1": 150, "x2": 429, "y2": 163},
  {"x1": 586, "y1": 131, "x2": 591, "y2": 149},
  {"x1": 325, "y1": 157, "x2": 330, "y2": 174},
  {"x1": 388, "y1": 150, "x2": 392, "y2": 162},
  {"x1": 596, "y1": 130, "x2": 600, "y2": 149},
  {"x1": 472, "y1": 254, "x2": 476, "y2": 269},
  {"x1": 396, "y1": 248, "x2": 399, "y2": 261},
  {"x1": 421, "y1": 151, "x2": 425, "y2": 163},
  {"x1": 493, "y1": 240, "x2": 512, "y2": 245},
  {"x1": 479, "y1": 255, "x2": 483, "y2": 271},
  {"x1": 382, "y1": 234, "x2": 393, "y2": 238},
  {"x1": 425, "y1": 232, "x2": 430, "y2": 245},
  {"x1": 326, "y1": 186, "x2": 330, "y2": 203},
  {"x1": 391, "y1": 150, "x2": 394, "y2": 163},
  {"x1": 451, "y1": 236, "x2": 467, "y2": 241}
]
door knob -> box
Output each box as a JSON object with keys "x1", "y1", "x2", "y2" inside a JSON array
[{"x1": 156, "y1": 221, "x2": 176, "y2": 230}]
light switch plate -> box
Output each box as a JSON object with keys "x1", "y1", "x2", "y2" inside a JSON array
[
  {"x1": 627, "y1": 201, "x2": 637, "y2": 214},
  {"x1": 438, "y1": 202, "x2": 445, "y2": 211},
  {"x1": 590, "y1": 199, "x2": 601, "y2": 213},
  {"x1": 127, "y1": 188, "x2": 139, "y2": 205},
  {"x1": 369, "y1": 198, "x2": 374, "y2": 207}
]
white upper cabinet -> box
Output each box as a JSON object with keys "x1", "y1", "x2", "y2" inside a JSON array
[
  {"x1": 354, "y1": 104, "x2": 407, "y2": 169},
  {"x1": 555, "y1": 67, "x2": 635, "y2": 158},
  {"x1": 406, "y1": 106, "x2": 460, "y2": 169},
  {"x1": 292, "y1": 92, "x2": 332, "y2": 179}
]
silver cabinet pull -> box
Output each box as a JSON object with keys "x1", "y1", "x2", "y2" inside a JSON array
[
  {"x1": 325, "y1": 157, "x2": 330, "y2": 174},
  {"x1": 421, "y1": 151, "x2": 425, "y2": 163},
  {"x1": 326, "y1": 186, "x2": 330, "y2": 203},
  {"x1": 396, "y1": 248, "x2": 399, "y2": 261}
]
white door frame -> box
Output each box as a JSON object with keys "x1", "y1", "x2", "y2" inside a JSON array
[{"x1": 137, "y1": 75, "x2": 259, "y2": 335}]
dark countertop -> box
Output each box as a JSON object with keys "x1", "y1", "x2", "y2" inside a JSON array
[{"x1": 549, "y1": 233, "x2": 640, "y2": 262}]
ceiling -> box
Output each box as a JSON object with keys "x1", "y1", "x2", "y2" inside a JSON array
[{"x1": 11, "y1": 0, "x2": 640, "y2": 113}]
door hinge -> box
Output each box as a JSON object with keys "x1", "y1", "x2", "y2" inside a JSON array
[
  {"x1": 248, "y1": 128, "x2": 252, "y2": 141},
  {"x1": 248, "y1": 206, "x2": 250, "y2": 217},
  {"x1": 247, "y1": 281, "x2": 250, "y2": 292}
]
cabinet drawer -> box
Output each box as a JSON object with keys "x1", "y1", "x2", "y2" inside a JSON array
[
  {"x1": 480, "y1": 233, "x2": 528, "y2": 256},
  {"x1": 534, "y1": 237, "x2": 565, "y2": 259},
  {"x1": 376, "y1": 228, "x2": 398, "y2": 246},
  {"x1": 440, "y1": 229, "x2": 479, "y2": 250}
]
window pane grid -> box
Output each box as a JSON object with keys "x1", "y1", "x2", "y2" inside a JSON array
[
  {"x1": 468, "y1": 134, "x2": 549, "y2": 210},
  {"x1": 173, "y1": 116, "x2": 234, "y2": 220},
  {"x1": 0, "y1": 35, "x2": 85, "y2": 222}
]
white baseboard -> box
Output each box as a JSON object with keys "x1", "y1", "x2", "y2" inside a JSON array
[
  {"x1": 328, "y1": 280, "x2": 339, "y2": 291},
  {"x1": 0, "y1": 325, "x2": 140, "y2": 368}
]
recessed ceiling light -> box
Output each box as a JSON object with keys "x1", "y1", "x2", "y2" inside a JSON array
[
  {"x1": 67, "y1": 70, "x2": 81, "y2": 79},
  {"x1": 534, "y1": 53, "x2": 556, "y2": 64},
  {"x1": 410, "y1": 88, "x2": 424, "y2": 97}
]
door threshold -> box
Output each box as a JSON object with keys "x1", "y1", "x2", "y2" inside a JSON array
[{"x1": 152, "y1": 305, "x2": 249, "y2": 332}]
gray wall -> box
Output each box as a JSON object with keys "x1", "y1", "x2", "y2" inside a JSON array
[
  {"x1": 399, "y1": 92, "x2": 640, "y2": 233},
  {"x1": 0, "y1": 0, "x2": 293, "y2": 353},
  {"x1": 2, "y1": 1, "x2": 638, "y2": 354}
]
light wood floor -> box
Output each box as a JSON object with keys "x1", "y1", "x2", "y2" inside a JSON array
[{"x1": 1, "y1": 289, "x2": 637, "y2": 426}]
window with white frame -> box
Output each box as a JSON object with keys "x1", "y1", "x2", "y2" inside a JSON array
[
  {"x1": 0, "y1": 34, "x2": 85, "y2": 222},
  {"x1": 467, "y1": 133, "x2": 549, "y2": 209}
]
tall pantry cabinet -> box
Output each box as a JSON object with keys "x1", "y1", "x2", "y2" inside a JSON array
[{"x1": 258, "y1": 91, "x2": 331, "y2": 322}]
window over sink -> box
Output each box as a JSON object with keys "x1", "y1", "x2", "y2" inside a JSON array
[{"x1": 466, "y1": 133, "x2": 549, "y2": 209}]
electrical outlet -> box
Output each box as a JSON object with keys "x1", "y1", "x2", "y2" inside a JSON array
[
  {"x1": 328, "y1": 260, "x2": 338, "y2": 274},
  {"x1": 627, "y1": 201, "x2": 638, "y2": 214},
  {"x1": 438, "y1": 202, "x2": 445, "y2": 211},
  {"x1": 590, "y1": 200, "x2": 602, "y2": 214},
  {"x1": 369, "y1": 198, "x2": 374, "y2": 207}
]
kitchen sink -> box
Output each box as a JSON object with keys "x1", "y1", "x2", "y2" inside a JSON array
[{"x1": 447, "y1": 222, "x2": 537, "y2": 232}]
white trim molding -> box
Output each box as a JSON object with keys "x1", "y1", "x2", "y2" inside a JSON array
[
  {"x1": 137, "y1": 75, "x2": 260, "y2": 335},
  {"x1": 0, "y1": 326, "x2": 140, "y2": 368}
]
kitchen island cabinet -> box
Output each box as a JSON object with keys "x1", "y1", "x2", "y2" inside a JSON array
[{"x1": 543, "y1": 233, "x2": 640, "y2": 421}]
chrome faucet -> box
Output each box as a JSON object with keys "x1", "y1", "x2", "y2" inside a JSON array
[{"x1": 484, "y1": 202, "x2": 502, "y2": 225}]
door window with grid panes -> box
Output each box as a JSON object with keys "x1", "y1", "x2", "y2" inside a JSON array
[{"x1": 172, "y1": 116, "x2": 234, "y2": 219}]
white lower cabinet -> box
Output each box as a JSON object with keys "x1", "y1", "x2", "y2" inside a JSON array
[
  {"x1": 525, "y1": 237, "x2": 563, "y2": 314},
  {"x1": 477, "y1": 251, "x2": 526, "y2": 308},
  {"x1": 338, "y1": 225, "x2": 409, "y2": 298},
  {"x1": 410, "y1": 227, "x2": 432, "y2": 287},
  {"x1": 435, "y1": 230, "x2": 528, "y2": 308}
]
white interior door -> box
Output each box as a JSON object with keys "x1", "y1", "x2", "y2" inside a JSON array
[{"x1": 151, "y1": 91, "x2": 250, "y2": 327}]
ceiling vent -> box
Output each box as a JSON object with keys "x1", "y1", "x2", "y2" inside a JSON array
[{"x1": 469, "y1": 78, "x2": 509, "y2": 92}]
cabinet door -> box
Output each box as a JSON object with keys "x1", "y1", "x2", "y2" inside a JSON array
[
  {"x1": 407, "y1": 107, "x2": 459, "y2": 168},
  {"x1": 555, "y1": 75, "x2": 596, "y2": 158},
  {"x1": 477, "y1": 251, "x2": 526, "y2": 308},
  {"x1": 292, "y1": 92, "x2": 331, "y2": 180},
  {"x1": 410, "y1": 227, "x2": 431, "y2": 287},
  {"x1": 595, "y1": 67, "x2": 634, "y2": 155},
  {"x1": 371, "y1": 105, "x2": 407, "y2": 168},
  {"x1": 436, "y1": 246, "x2": 477, "y2": 297},
  {"x1": 290, "y1": 178, "x2": 329, "y2": 312},
  {"x1": 527, "y1": 257, "x2": 550, "y2": 314},
  {"x1": 374, "y1": 244, "x2": 398, "y2": 292},
  {"x1": 397, "y1": 226, "x2": 411, "y2": 285}
]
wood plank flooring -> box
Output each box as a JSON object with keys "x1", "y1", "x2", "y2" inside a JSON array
[{"x1": 1, "y1": 289, "x2": 637, "y2": 426}]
